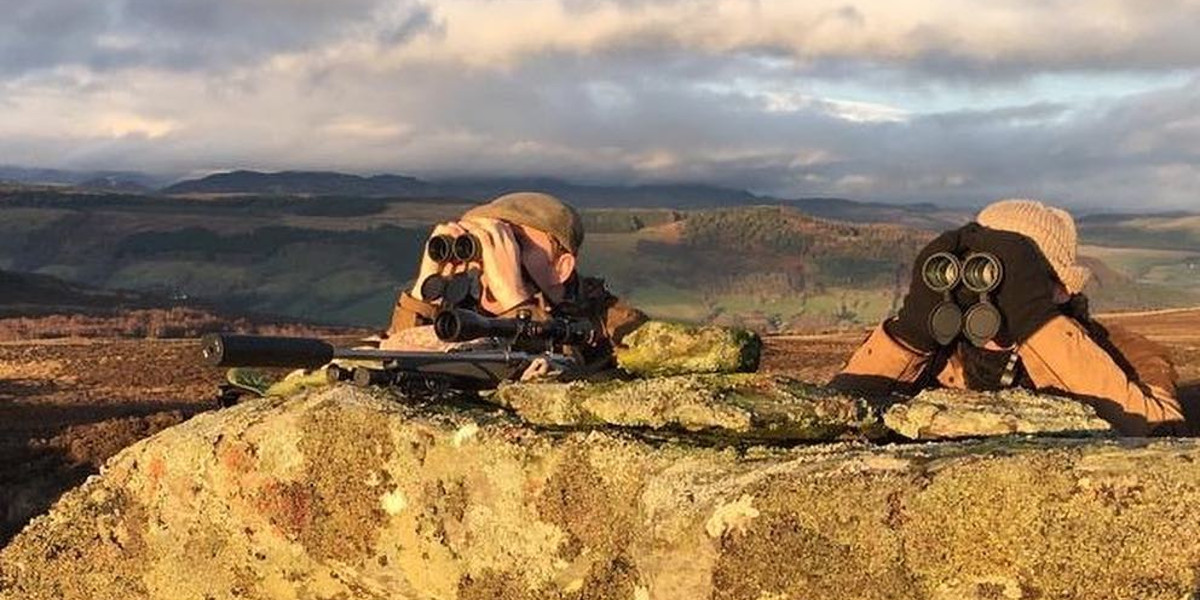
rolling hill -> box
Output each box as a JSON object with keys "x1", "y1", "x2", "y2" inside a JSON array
[{"x1": 2, "y1": 186, "x2": 1196, "y2": 332}]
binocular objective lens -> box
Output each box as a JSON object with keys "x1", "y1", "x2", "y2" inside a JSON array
[
  {"x1": 453, "y1": 234, "x2": 482, "y2": 262},
  {"x1": 921, "y1": 252, "x2": 961, "y2": 292},
  {"x1": 962, "y1": 253, "x2": 1002, "y2": 293},
  {"x1": 426, "y1": 234, "x2": 455, "y2": 263}
]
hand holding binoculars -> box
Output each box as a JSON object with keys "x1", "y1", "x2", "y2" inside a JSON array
[
  {"x1": 426, "y1": 233, "x2": 482, "y2": 264},
  {"x1": 921, "y1": 251, "x2": 1004, "y2": 347}
]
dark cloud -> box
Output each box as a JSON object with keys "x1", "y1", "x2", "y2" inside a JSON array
[{"x1": 0, "y1": 0, "x2": 436, "y2": 75}]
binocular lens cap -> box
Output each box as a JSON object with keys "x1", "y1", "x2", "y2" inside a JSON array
[
  {"x1": 963, "y1": 302, "x2": 1002, "y2": 348},
  {"x1": 929, "y1": 301, "x2": 964, "y2": 346}
]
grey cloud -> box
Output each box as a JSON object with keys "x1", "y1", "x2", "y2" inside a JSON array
[
  {"x1": 0, "y1": 0, "x2": 436, "y2": 75},
  {"x1": 318, "y1": 56, "x2": 1200, "y2": 210},
  {"x1": 3, "y1": 38, "x2": 1198, "y2": 212}
]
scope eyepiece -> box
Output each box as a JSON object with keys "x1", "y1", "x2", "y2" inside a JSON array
[
  {"x1": 921, "y1": 252, "x2": 961, "y2": 293},
  {"x1": 426, "y1": 234, "x2": 482, "y2": 264},
  {"x1": 961, "y1": 252, "x2": 1003, "y2": 293}
]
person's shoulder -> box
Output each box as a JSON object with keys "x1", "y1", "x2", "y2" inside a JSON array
[
  {"x1": 574, "y1": 275, "x2": 648, "y2": 340},
  {"x1": 578, "y1": 275, "x2": 616, "y2": 303}
]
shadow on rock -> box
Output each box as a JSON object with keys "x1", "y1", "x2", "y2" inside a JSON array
[{"x1": 0, "y1": 399, "x2": 208, "y2": 546}]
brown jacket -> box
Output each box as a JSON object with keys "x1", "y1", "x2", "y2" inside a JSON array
[
  {"x1": 384, "y1": 275, "x2": 648, "y2": 373},
  {"x1": 831, "y1": 316, "x2": 1187, "y2": 436}
]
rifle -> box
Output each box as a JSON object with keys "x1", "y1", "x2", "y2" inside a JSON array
[{"x1": 200, "y1": 309, "x2": 597, "y2": 404}]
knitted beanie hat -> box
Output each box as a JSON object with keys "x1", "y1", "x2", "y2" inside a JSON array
[
  {"x1": 976, "y1": 199, "x2": 1091, "y2": 294},
  {"x1": 463, "y1": 192, "x2": 584, "y2": 254}
]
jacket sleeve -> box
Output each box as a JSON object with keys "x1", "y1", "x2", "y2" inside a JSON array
[
  {"x1": 1019, "y1": 315, "x2": 1187, "y2": 436},
  {"x1": 384, "y1": 291, "x2": 439, "y2": 337},
  {"x1": 602, "y1": 297, "x2": 648, "y2": 347},
  {"x1": 828, "y1": 322, "x2": 935, "y2": 395}
]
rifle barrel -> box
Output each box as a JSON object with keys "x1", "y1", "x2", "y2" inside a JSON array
[{"x1": 201, "y1": 334, "x2": 335, "y2": 368}]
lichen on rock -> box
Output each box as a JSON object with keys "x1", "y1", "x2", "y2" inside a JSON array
[
  {"x1": 884, "y1": 388, "x2": 1114, "y2": 440},
  {"x1": 492, "y1": 374, "x2": 887, "y2": 442},
  {"x1": 616, "y1": 321, "x2": 762, "y2": 377},
  {"x1": 5, "y1": 385, "x2": 1200, "y2": 600}
]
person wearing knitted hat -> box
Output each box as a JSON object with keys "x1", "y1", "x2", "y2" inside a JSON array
[
  {"x1": 382, "y1": 191, "x2": 647, "y2": 373},
  {"x1": 832, "y1": 198, "x2": 1187, "y2": 436}
]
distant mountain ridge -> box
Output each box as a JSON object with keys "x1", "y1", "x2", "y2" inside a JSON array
[
  {"x1": 0, "y1": 166, "x2": 163, "y2": 192},
  {"x1": 162, "y1": 170, "x2": 430, "y2": 197},
  {"x1": 160, "y1": 169, "x2": 971, "y2": 228},
  {"x1": 161, "y1": 169, "x2": 761, "y2": 207}
]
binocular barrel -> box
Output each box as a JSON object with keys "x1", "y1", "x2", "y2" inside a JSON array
[
  {"x1": 961, "y1": 253, "x2": 1003, "y2": 293},
  {"x1": 922, "y1": 252, "x2": 961, "y2": 293},
  {"x1": 921, "y1": 252, "x2": 1002, "y2": 294},
  {"x1": 426, "y1": 234, "x2": 482, "y2": 264},
  {"x1": 433, "y1": 309, "x2": 596, "y2": 346},
  {"x1": 200, "y1": 333, "x2": 335, "y2": 369}
]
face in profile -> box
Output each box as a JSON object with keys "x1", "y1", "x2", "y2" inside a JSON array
[{"x1": 511, "y1": 224, "x2": 576, "y2": 301}]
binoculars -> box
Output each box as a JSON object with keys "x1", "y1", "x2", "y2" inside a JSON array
[
  {"x1": 426, "y1": 234, "x2": 482, "y2": 264},
  {"x1": 921, "y1": 251, "x2": 1004, "y2": 347},
  {"x1": 420, "y1": 270, "x2": 482, "y2": 311}
]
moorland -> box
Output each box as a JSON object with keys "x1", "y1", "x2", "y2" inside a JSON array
[{"x1": 2, "y1": 171, "x2": 1198, "y2": 332}]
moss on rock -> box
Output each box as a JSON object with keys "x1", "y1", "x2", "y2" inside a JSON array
[
  {"x1": 884, "y1": 388, "x2": 1113, "y2": 440},
  {"x1": 493, "y1": 374, "x2": 887, "y2": 442},
  {"x1": 616, "y1": 321, "x2": 762, "y2": 377}
]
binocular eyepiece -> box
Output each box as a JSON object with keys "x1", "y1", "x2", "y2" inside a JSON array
[
  {"x1": 921, "y1": 252, "x2": 1003, "y2": 294},
  {"x1": 920, "y1": 251, "x2": 1005, "y2": 348},
  {"x1": 427, "y1": 233, "x2": 482, "y2": 264}
]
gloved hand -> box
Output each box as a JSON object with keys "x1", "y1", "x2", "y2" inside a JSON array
[
  {"x1": 959, "y1": 225, "x2": 1061, "y2": 345},
  {"x1": 886, "y1": 228, "x2": 963, "y2": 353}
]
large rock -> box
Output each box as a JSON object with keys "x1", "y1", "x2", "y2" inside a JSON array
[
  {"x1": 616, "y1": 321, "x2": 761, "y2": 376},
  {"x1": 884, "y1": 388, "x2": 1114, "y2": 440},
  {"x1": 4, "y1": 386, "x2": 1200, "y2": 600},
  {"x1": 494, "y1": 374, "x2": 887, "y2": 442}
]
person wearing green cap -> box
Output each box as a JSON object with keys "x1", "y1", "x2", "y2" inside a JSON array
[{"x1": 382, "y1": 191, "x2": 647, "y2": 374}]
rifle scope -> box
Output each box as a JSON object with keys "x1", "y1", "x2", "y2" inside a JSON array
[
  {"x1": 427, "y1": 234, "x2": 482, "y2": 264},
  {"x1": 433, "y1": 309, "x2": 597, "y2": 346}
]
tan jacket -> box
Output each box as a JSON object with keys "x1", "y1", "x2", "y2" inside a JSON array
[
  {"x1": 384, "y1": 276, "x2": 648, "y2": 373},
  {"x1": 831, "y1": 316, "x2": 1187, "y2": 436}
]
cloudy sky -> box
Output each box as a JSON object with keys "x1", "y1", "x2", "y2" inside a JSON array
[{"x1": 2, "y1": 0, "x2": 1198, "y2": 210}]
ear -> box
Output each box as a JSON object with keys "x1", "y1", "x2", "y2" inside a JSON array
[{"x1": 552, "y1": 252, "x2": 576, "y2": 285}]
